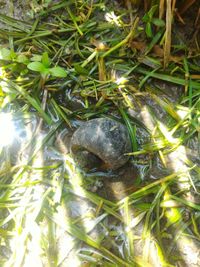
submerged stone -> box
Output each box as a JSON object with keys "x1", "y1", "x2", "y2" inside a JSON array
[{"x1": 70, "y1": 118, "x2": 132, "y2": 170}]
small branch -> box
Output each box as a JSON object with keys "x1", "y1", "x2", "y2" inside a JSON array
[
  {"x1": 102, "y1": 17, "x2": 139, "y2": 58},
  {"x1": 164, "y1": 0, "x2": 172, "y2": 68}
]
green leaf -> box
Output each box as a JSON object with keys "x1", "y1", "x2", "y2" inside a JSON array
[
  {"x1": 10, "y1": 50, "x2": 17, "y2": 60},
  {"x1": 0, "y1": 48, "x2": 11, "y2": 60},
  {"x1": 17, "y1": 54, "x2": 29, "y2": 64},
  {"x1": 49, "y1": 66, "x2": 67, "y2": 77},
  {"x1": 142, "y1": 5, "x2": 158, "y2": 23},
  {"x1": 146, "y1": 22, "x2": 153, "y2": 38},
  {"x1": 27, "y1": 62, "x2": 46, "y2": 73},
  {"x1": 147, "y1": 5, "x2": 158, "y2": 19},
  {"x1": 74, "y1": 64, "x2": 89, "y2": 75},
  {"x1": 142, "y1": 14, "x2": 150, "y2": 23},
  {"x1": 152, "y1": 18, "x2": 165, "y2": 27},
  {"x1": 30, "y1": 55, "x2": 42, "y2": 62},
  {"x1": 41, "y1": 52, "x2": 51, "y2": 68}
]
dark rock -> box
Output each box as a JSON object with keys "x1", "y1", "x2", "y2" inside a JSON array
[{"x1": 70, "y1": 118, "x2": 132, "y2": 170}]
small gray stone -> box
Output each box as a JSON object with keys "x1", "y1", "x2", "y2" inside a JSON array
[{"x1": 70, "y1": 118, "x2": 132, "y2": 170}]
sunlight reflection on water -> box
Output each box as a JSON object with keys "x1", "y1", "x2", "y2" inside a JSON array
[{"x1": 0, "y1": 113, "x2": 15, "y2": 147}]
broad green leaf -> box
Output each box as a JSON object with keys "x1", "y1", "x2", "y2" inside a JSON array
[
  {"x1": 160, "y1": 200, "x2": 180, "y2": 208},
  {"x1": 0, "y1": 48, "x2": 11, "y2": 60},
  {"x1": 165, "y1": 208, "x2": 181, "y2": 225},
  {"x1": 49, "y1": 66, "x2": 67, "y2": 77},
  {"x1": 27, "y1": 62, "x2": 46, "y2": 73},
  {"x1": 41, "y1": 52, "x2": 51, "y2": 68},
  {"x1": 146, "y1": 22, "x2": 153, "y2": 38},
  {"x1": 17, "y1": 54, "x2": 29, "y2": 64},
  {"x1": 152, "y1": 18, "x2": 165, "y2": 27},
  {"x1": 30, "y1": 54, "x2": 42, "y2": 62},
  {"x1": 142, "y1": 14, "x2": 150, "y2": 23}
]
